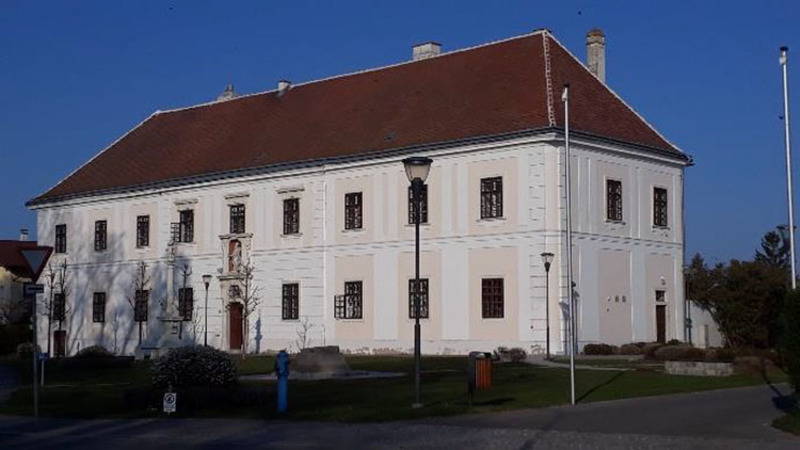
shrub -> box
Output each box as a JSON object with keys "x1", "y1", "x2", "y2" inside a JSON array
[
  {"x1": 75, "y1": 345, "x2": 113, "y2": 358},
  {"x1": 0, "y1": 324, "x2": 31, "y2": 355},
  {"x1": 642, "y1": 343, "x2": 664, "y2": 359},
  {"x1": 493, "y1": 347, "x2": 527, "y2": 363},
  {"x1": 653, "y1": 344, "x2": 706, "y2": 361},
  {"x1": 780, "y1": 289, "x2": 800, "y2": 391},
  {"x1": 152, "y1": 345, "x2": 238, "y2": 388},
  {"x1": 16, "y1": 342, "x2": 40, "y2": 358},
  {"x1": 583, "y1": 343, "x2": 618, "y2": 355},
  {"x1": 667, "y1": 339, "x2": 683, "y2": 346},
  {"x1": 619, "y1": 344, "x2": 642, "y2": 355}
]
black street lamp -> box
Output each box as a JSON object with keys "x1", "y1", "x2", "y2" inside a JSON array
[
  {"x1": 402, "y1": 156, "x2": 433, "y2": 408},
  {"x1": 540, "y1": 252, "x2": 554, "y2": 359},
  {"x1": 202, "y1": 274, "x2": 212, "y2": 346}
]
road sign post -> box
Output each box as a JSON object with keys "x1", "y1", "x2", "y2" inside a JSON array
[{"x1": 163, "y1": 388, "x2": 177, "y2": 415}]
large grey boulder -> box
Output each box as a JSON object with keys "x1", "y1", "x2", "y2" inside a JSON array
[{"x1": 291, "y1": 346, "x2": 350, "y2": 375}]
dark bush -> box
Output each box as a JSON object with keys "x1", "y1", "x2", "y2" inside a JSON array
[
  {"x1": 0, "y1": 324, "x2": 31, "y2": 354},
  {"x1": 583, "y1": 343, "x2": 618, "y2": 355},
  {"x1": 16, "y1": 342, "x2": 40, "y2": 358},
  {"x1": 75, "y1": 345, "x2": 113, "y2": 358},
  {"x1": 653, "y1": 344, "x2": 706, "y2": 361},
  {"x1": 151, "y1": 345, "x2": 238, "y2": 388},
  {"x1": 642, "y1": 343, "x2": 664, "y2": 359},
  {"x1": 619, "y1": 344, "x2": 642, "y2": 355},
  {"x1": 780, "y1": 289, "x2": 800, "y2": 391},
  {"x1": 59, "y1": 355, "x2": 134, "y2": 370},
  {"x1": 494, "y1": 346, "x2": 527, "y2": 362},
  {"x1": 667, "y1": 339, "x2": 683, "y2": 346}
]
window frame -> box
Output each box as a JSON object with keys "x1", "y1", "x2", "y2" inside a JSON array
[
  {"x1": 178, "y1": 287, "x2": 193, "y2": 321},
  {"x1": 283, "y1": 198, "x2": 300, "y2": 235},
  {"x1": 408, "y1": 184, "x2": 429, "y2": 225},
  {"x1": 335, "y1": 281, "x2": 363, "y2": 319},
  {"x1": 606, "y1": 179, "x2": 623, "y2": 222},
  {"x1": 480, "y1": 177, "x2": 504, "y2": 219},
  {"x1": 408, "y1": 278, "x2": 430, "y2": 319},
  {"x1": 178, "y1": 209, "x2": 194, "y2": 243},
  {"x1": 92, "y1": 292, "x2": 106, "y2": 323},
  {"x1": 481, "y1": 278, "x2": 504, "y2": 319},
  {"x1": 344, "y1": 192, "x2": 363, "y2": 230},
  {"x1": 55, "y1": 224, "x2": 67, "y2": 254},
  {"x1": 94, "y1": 220, "x2": 107, "y2": 252},
  {"x1": 136, "y1": 215, "x2": 150, "y2": 248},
  {"x1": 53, "y1": 292, "x2": 66, "y2": 322},
  {"x1": 653, "y1": 187, "x2": 668, "y2": 228},
  {"x1": 229, "y1": 204, "x2": 246, "y2": 234},
  {"x1": 134, "y1": 289, "x2": 149, "y2": 323},
  {"x1": 282, "y1": 283, "x2": 300, "y2": 320}
]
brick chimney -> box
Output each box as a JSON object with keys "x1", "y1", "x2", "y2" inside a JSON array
[{"x1": 586, "y1": 29, "x2": 606, "y2": 82}]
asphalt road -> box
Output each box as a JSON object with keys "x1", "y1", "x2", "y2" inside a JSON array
[{"x1": 0, "y1": 383, "x2": 797, "y2": 449}]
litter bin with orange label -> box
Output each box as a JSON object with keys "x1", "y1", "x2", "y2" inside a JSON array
[{"x1": 467, "y1": 351, "x2": 493, "y2": 405}]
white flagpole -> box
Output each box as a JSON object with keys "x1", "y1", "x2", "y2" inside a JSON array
[
  {"x1": 562, "y1": 84, "x2": 576, "y2": 405},
  {"x1": 781, "y1": 46, "x2": 797, "y2": 289}
]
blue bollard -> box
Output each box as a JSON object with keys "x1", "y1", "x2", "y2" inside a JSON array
[{"x1": 275, "y1": 350, "x2": 290, "y2": 414}]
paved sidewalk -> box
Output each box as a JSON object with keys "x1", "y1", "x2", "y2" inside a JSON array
[{"x1": 526, "y1": 355, "x2": 634, "y2": 371}]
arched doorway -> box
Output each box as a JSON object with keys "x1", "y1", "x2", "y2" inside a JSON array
[{"x1": 228, "y1": 302, "x2": 243, "y2": 351}]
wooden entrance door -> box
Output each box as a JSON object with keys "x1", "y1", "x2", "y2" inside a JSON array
[
  {"x1": 656, "y1": 304, "x2": 666, "y2": 343},
  {"x1": 229, "y1": 302, "x2": 243, "y2": 350},
  {"x1": 54, "y1": 330, "x2": 66, "y2": 357}
]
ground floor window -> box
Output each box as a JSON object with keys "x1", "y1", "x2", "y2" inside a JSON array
[
  {"x1": 92, "y1": 292, "x2": 106, "y2": 323},
  {"x1": 178, "y1": 287, "x2": 193, "y2": 321},
  {"x1": 481, "y1": 278, "x2": 504, "y2": 318},
  {"x1": 335, "y1": 281, "x2": 363, "y2": 319},
  {"x1": 282, "y1": 283, "x2": 299, "y2": 320}
]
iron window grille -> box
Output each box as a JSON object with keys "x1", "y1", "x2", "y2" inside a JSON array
[
  {"x1": 481, "y1": 278, "x2": 504, "y2": 318},
  {"x1": 653, "y1": 187, "x2": 668, "y2": 227},
  {"x1": 136, "y1": 215, "x2": 150, "y2": 248},
  {"x1": 55, "y1": 224, "x2": 67, "y2": 254},
  {"x1": 94, "y1": 220, "x2": 107, "y2": 252},
  {"x1": 282, "y1": 283, "x2": 300, "y2": 320},
  {"x1": 283, "y1": 198, "x2": 300, "y2": 235},
  {"x1": 178, "y1": 210, "x2": 194, "y2": 243},
  {"x1": 178, "y1": 287, "x2": 193, "y2": 321},
  {"x1": 408, "y1": 278, "x2": 429, "y2": 319},
  {"x1": 230, "y1": 204, "x2": 246, "y2": 234},
  {"x1": 53, "y1": 293, "x2": 66, "y2": 321},
  {"x1": 656, "y1": 290, "x2": 666, "y2": 303},
  {"x1": 134, "y1": 289, "x2": 149, "y2": 322},
  {"x1": 92, "y1": 292, "x2": 106, "y2": 323},
  {"x1": 480, "y1": 177, "x2": 503, "y2": 219},
  {"x1": 334, "y1": 281, "x2": 363, "y2": 319},
  {"x1": 408, "y1": 184, "x2": 429, "y2": 224},
  {"x1": 606, "y1": 179, "x2": 623, "y2": 222},
  {"x1": 344, "y1": 192, "x2": 363, "y2": 230}
]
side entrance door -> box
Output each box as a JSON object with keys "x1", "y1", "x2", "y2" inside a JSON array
[
  {"x1": 656, "y1": 304, "x2": 666, "y2": 343},
  {"x1": 229, "y1": 302, "x2": 243, "y2": 351},
  {"x1": 54, "y1": 330, "x2": 66, "y2": 357}
]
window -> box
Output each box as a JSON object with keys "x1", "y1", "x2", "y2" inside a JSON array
[
  {"x1": 178, "y1": 288, "x2": 193, "y2": 321},
  {"x1": 335, "y1": 281, "x2": 363, "y2": 319},
  {"x1": 606, "y1": 179, "x2": 623, "y2": 222},
  {"x1": 481, "y1": 278, "x2": 504, "y2": 318},
  {"x1": 53, "y1": 293, "x2": 66, "y2": 321},
  {"x1": 134, "y1": 289, "x2": 148, "y2": 322},
  {"x1": 178, "y1": 210, "x2": 194, "y2": 243},
  {"x1": 653, "y1": 187, "x2": 668, "y2": 227},
  {"x1": 92, "y1": 292, "x2": 106, "y2": 323},
  {"x1": 283, "y1": 198, "x2": 300, "y2": 235},
  {"x1": 230, "y1": 204, "x2": 246, "y2": 234},
  {"x1": 282, "y1": 283, "x2": 300, "y2": 320},
  {"x1": 408, "y1": 184, "x2": 429, "y2": 224},
  {"x1": 480, "y1": 177, "x2": 503, "y2": 219},
  {"x1": 94, "y1": 220, "x2": 107, "y2": 252},
  {"x1": 228, "y1": 284, "x2": 242, "y2": 299},
  {"x1": 136, "y1": 215, "x2": 150, "y2": 248},
  {"x1": 55, "y1": 224, "x2": 67, "y2": 254},
  {"x1": 656, "y1": 290, "x2": 666, "y2": 303},
  {"x1": 408, "y1": 278, "x2": 429, "y2": 319},
  {"x1": 344, "y1": 192, "x2": 363, "y2": 230}
]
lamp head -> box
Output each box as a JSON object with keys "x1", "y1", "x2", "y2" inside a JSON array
[
  {"x1": 202, "y1": 274, "x2": 212, "y2": 287},
  {"x1": 402, "y1": 156, "x2": 433, "y2": 183},
  {"x1": 540, "y1": 252, "x2": 554, "y2": 270}
]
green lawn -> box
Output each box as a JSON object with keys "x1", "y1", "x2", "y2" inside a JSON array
[
  {"x1": 0, "y1": 355, "x2": 789, "y2": 422},
  {"x1": 774, "y1": 412, "x2": 800, "y2": 436}
]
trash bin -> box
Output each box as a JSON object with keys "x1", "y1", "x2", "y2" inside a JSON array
[{"x1": 467, "y1": 351, "x2": 493, "y2": 396}]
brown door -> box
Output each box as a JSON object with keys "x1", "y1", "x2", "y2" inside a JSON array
[
  {"x1": 54, "y1": 330, "x2": 66, "y2": 357},
  {"x1": 229, "y1": 302, "x2": 243, "y2": 350},
  {"x1": 656, "y1": 305, "x2": 666, "y2": 343}
]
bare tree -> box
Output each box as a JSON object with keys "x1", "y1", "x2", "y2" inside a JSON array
[
  {"x1": 295, "y1": 316, "x2": 314, "y2": 351},
  {"x1": 231, "y1": 259, "x2": 261, "y2": 359},
  {"x1": 42, "y1": 259, "x2": 70, "y2": 356},
  {"x1": 126, "y1": 261, "x2": 151, "y2": 347}
]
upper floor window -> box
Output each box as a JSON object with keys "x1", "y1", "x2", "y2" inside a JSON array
[
  {"x1": 53, "y1": 292, "x2": 66, "y2": 321},
  {"x1": 55, "y1": 224, "x2": 67, "y2": 254},
  {"x1": 178, "y1": 210, "x2": 194, "y2": 243},
  {"x1": 283, "y1": 198, "x2": 300, "y2": 235},
  {"x1": 408, "y1": 278, "x2": 429, "y2": 319},
  {"x1": 230, "y1": 204, "x2": 246, "y2": 234},
  {"x1": 282, "y1": 283, "x2": 300, "y2": 320},
  {"x1": 480, "y1": 177, "x2": 503, "y2": 219},
  {"x1": 335, "y1": 281, "x2": 363, "y2": 319},
  {"x1": 606, "y1": 179, "x2": 623, "y2": 222},
  {"x1": 653, "y1": 187, "x2": 668, "y2": 227},
  {"x1": 344, "y1": 192, "x2": 363, "y2": 230},
  {"x1": 481, "y1": 278, "x2": 504, "y2": 319},
  {"x1": 92, "y1": 292, "x2": 106, "y2": 323},
  {"x1": 408, "y1": 184, "x2": 429, "y2": 224},
  {"x1": 178, "y1": 287, "x2": 193, "y2": 321},
  {"x1": 656, "y1": 290, "x2": 666, "y2": 303},
  {"x1": 134, "y1": 289, "x2": 149, "y2": 322},
  {"x1": 136, "y1": 215, "x2": 150, "y2": 248},
  {"x1": 94, "y1": 220, "x2": 107, "y2": 252}
]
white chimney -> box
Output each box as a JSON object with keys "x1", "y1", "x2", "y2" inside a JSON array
[
  {"x1": 216, "y1": 83, "x2": 238, "y2": 102},
  {"x1": 19, "y1": 228, "x2": 28, "y2": 241},
  {"x1": 278, "y1": 80, "x2": 291, "y2": 95},
  {"x1": 412, "y1": 42, "x2": 442, "y2": 61},
  {"x1": 586, "y1": 29, "x2": 606, "y2": 82}
]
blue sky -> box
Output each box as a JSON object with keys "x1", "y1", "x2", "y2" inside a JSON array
[{"x1": 1, "y1": 1, "x2": 798, "y2": 263}]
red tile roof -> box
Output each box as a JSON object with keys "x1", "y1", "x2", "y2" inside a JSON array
[
  {"x1": 30, "y1": 31, "x2": 685, "y2": 205},
  {"x1": 0, "y1": 240, "x2": 40, "y2": 279}
]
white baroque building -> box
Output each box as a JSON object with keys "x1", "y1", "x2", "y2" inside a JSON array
[{"x1": 28, "y1": 29, "x2": 691, "y2": 357}]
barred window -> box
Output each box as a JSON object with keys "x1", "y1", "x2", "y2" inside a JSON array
[
  {"x1": 178, "y1": 288, "x2": 193, "y2": 321},
  {"x1": 136, "y1": 215, "x2": 150, "y2": 248},
  {"x1": 408, "y1": 184, "x2": 429, "y2": 224},
  {"x1": 134, "y1": 289, "x2": 149, "y2": 322},
  {"x1": 92, "y1": 292, "x2": 106, "y2": 323},
  {"x1": 480, "y1": 177, "x2": 503, "y2": 219},
  {"x1": 230, "y1": 204, "x2": 246, "y2": 234},
  {"x1": 344, "y1": 192, "x2": 363, "y2": 230},
  {"x1": 228, "y1": 284, "x2": 242, "y2": 299},
  {"x1": 94, "y1": 220, "x2": 107, "y2": 252},
  {"x1": 53, "y1": 293, "x2": 66, "y2": 321},
  {"x1": 282, "y1": 283, "x2": 300, "y2": 320},
  {"x1": 606, "y1": 179, "x2": 623, "y2": 222},
  {"x1": 408, "y1": 278, "x2": 429, "y2": 319},
  {"x1": 55, "y1": 224, "x2": 67, "y2": 254},
  {"x1": 335, "y1": 281, "x2": 363, "y2": 319},
  {"x1": 653, "y1": 187, "x2": 668, "y2": 227},
  {"x1": 481, "y1": 278, "x2": 504, "y2": 319},
  {"x1": 283, "y1": 198, "x2": 300, "y2": 235},
  {"x1": 179, "y1": 210, "x2": 194, "y2": 243}
]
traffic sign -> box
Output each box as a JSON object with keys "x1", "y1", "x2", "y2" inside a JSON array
[
  {"x1": 24, "y1": 283, "x2": 44, "y2": 298},
  {"x1": 20, "y1": 246, "x2": 53, "y2": 282},
  {"x1": 38, "y1": 352, "x2": 49, "y2": 361},
  {"x1": 163, "y1": 392, "x2": 177, "y2": 414}
]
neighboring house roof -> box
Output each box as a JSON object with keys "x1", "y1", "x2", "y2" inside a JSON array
[
  {"x1": 29, "y1": 30, "x2": 687, "y2": 206},
  {"x1": 0, "y1": 240, "x2": 40, "y2": 279}
]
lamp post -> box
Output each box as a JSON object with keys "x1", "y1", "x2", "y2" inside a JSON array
[
  {"x1": 402, "y1": 156, "x2": 433, "y2": 409},
  {"x1": 202, "y1": 274, "x2": 212, "y2": 347},
  {"x1": 540, "y1": 252, "x2": 554, "y2": 359}
]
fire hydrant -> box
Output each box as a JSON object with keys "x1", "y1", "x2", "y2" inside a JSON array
[{"x1": 275, "y1": 350, "x2": 290, "y2": 414}]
